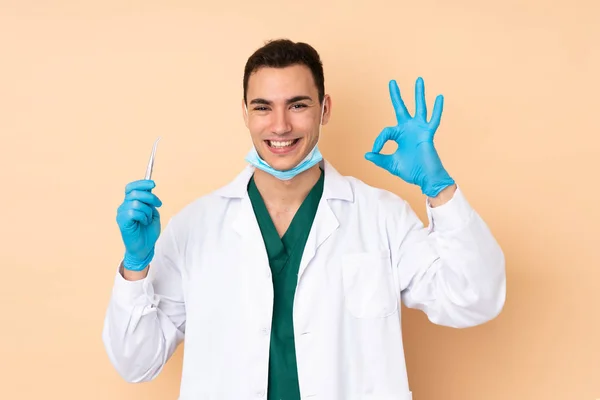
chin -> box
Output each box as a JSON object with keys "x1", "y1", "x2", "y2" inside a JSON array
[{"x1": 264, "y1": 157, "x2": 302, "y2": 171}]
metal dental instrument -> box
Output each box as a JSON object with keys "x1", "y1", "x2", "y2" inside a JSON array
[{"x1": 144, "y1": 137, "x2": 161, "y2": 180}]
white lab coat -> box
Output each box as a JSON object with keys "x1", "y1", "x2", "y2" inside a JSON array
[{"x1": 102, "y1": 159, "x2": 506, "y2": 400}]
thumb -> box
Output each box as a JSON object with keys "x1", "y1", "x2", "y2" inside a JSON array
[{"x1": 365, "y1": 152, "x2": 391, "y2": 169}]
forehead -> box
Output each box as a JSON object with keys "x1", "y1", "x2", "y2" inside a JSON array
[{"x1": 247, "y1": 64, "x2": 318, "y2": 100}]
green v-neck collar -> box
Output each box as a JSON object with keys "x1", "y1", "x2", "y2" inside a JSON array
[{"x1": 247, "y1": 169, "x2": 324, "y2": 261}]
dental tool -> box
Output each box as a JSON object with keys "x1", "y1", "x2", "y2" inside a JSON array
[{"x1": 144, "y1": 136, "x2": 161, "y2": 180}]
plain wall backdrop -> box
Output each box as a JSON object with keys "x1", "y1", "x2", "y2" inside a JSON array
[{"x1": 1, "y1": 1, "x2": 598, "y2": 399}]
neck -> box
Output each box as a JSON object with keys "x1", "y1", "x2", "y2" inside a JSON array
[{"x1": 252, "y1": 164, "x2": 322, "y2": 211}]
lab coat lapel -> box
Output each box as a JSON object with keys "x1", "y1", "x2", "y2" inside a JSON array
[
  {"x1": 232, "y1": 195, "x2": 269, "y2": 266},
  {"x1": 297, "y1": 197, "x2": 338, "y2": 281},
  {"x1": 297, "y1": 160, "x2": 353, "y2": 282},
  {"x1": 231, "y1": 194, "x2": 274, "y2": 317},
  {"x1": 217, "y1": 165, "x2": 270, "y2": 273}
]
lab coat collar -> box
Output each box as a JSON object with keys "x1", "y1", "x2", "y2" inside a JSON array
[{"x1": 215, "y1": 159, "x2": 354, "y2": 202}]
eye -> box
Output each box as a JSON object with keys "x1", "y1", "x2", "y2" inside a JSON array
[
  {"x1": 291, "y1": 103, "x2": 308, "y2": 110},
  {"x1": 253, "y1": 106, "x2": 269, "y2": 111}
]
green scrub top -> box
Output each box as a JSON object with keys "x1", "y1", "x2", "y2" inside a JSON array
[{"x1": 247, "y1": 169, "x2": 324, "y2": 400}]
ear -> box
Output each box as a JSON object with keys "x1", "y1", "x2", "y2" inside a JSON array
[
  {"x1": 241, "y1": 98, "x2": 249, "y2": 128},
  {"x1": 321, "y1": 94, "x2": 332, "y2": 126}
]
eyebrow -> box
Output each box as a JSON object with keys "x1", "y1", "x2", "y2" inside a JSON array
[{"x1": 249, "y1": 95, "x2": 313, "y2": 105}]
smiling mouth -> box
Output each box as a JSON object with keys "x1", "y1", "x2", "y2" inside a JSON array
[{"x1": 266, "y1": 139, "x2": 300, "y2": 148}]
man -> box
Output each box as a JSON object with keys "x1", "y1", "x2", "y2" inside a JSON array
[{"x1": 103, "y1": 39, "x2": 506, "y2": 400}]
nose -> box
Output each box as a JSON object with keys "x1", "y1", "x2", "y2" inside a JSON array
[{"x1": 270, "y1": 108, "x2": 292, "y2": 135}]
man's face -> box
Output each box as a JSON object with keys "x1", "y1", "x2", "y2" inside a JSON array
[{"x1": 243, "y1": 64, "x2": 330, "y2": 172}]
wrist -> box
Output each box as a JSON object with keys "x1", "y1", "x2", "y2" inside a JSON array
[
  {"x1": 123, "y1": 249, "x2": 154, "y2": 272},
  {"x1": 421, "y1": 167, "x2": 454, "y2": 194},
  {"x1": 427, "y1": 182, "x2": 457, "y2": 207},
  {"x1": 120, "y1": 261, "x2": 149, "y2": 281}
]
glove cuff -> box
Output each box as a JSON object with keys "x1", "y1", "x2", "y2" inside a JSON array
[
  {"x1": 123, "y1": 249, "x2": 155, "y2": 271},
  {"x1": 423, "y1": 175, "x2": 456, "y2": 198}
]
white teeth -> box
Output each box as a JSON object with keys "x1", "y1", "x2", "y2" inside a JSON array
[{"x1": 269, "y1": 140, "x2": 295, "y2": 148}]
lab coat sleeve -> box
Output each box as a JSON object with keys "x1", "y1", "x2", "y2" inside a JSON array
[
  {"x1": 391, "y1": 185, "x2": 506, "y2": 328},
  {"x1": 102, "y1": 217, "x2": 186, "y2": 382}
]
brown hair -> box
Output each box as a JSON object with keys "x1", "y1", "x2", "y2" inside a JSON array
[{"x1": 243, "y1": 38, "x2": 325, "y2": 105}]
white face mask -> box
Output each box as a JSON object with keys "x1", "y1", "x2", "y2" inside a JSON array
[{"x1": 243, "y1": 100, "x2": 325, "y2": 180}]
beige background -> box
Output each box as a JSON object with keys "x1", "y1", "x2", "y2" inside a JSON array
[{"x1": 1, "y1": 0, "x2": 598, "y2": 399}]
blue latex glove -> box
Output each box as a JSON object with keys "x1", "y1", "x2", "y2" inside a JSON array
[
  {"x1": 116, "y1": 179, "x2": 162, "y2": 271},
  {"x1": 365, "y1": 77, "x2": 455, "y2": 198}
]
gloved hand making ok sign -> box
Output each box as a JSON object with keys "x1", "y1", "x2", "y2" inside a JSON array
[{"x1": 365, "y1": 77, "x2": 455, "y2": 198}]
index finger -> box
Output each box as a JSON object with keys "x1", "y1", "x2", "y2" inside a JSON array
[
  {"x1": 389, "y1": 80, "x2": 411, "y2": 124},
  {"x1": 125, "y1": 179, "x2": 155, "y2": 194},
  {"x1": 371, "y1": 126, "x2": 394, "y2": 154}
]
